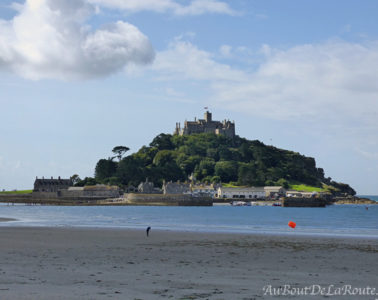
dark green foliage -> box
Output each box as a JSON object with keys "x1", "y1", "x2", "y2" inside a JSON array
[
  {"x1": 102, "y1": 176, "x2": 121, "y2": 186},
  {"x1": 95, "y1": 159, "x2": 117, "y2": 181},
  {"x1": 150, "y1": 133, "x2": 174, "y2": 150},
  {"x1": 215, "y1": 160, "x2": 238, "y2": 182},
  {"x1": 238, "y1": 162, "x2": 263, "y2": 186},
  {"x1": 70, "y1": 174, "x2": 81, "y2": 185},
  {"x1": 75, "y1": 177, "x2": 97, "y2": 187},
  {"x1": 329, "y1": 181, "x2": 356, "y2": 196},
  {"x1": 276, "y1": 178, "x2": 290, "y2": 189},
  {"x1": 116, "y1": 156, "x2": 145, "y2": 186},
  {"x1": 91, "y1": 133, "x2": 354, "y2": 194},
  {"x1": 194, "y1": 159, "x2": 215, "y2": 180}
]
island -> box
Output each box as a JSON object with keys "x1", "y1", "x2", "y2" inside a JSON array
[{"x1": 0, "y1": 111, "x2": 375, "y2": 206}]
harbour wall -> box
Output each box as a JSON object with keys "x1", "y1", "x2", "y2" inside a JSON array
[
  {"x1": 124, "y1": 193, "x2": 213, "y2": 206},
  {"x1": 282, "y1": 197, "x2": 327, "y2": 207}
]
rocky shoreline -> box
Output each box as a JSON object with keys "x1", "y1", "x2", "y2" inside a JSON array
[{"x1": 331, "y1": 196, "x2": 377, "y2": 205}]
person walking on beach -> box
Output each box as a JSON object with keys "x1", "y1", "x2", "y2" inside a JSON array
[{"x1": 146, "y1": 226, "x2": 151, "y2": 237}]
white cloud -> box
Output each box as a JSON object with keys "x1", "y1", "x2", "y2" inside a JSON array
[
  {"x1": 0, "y1": 0, "x2": 154, "y2": 80},
  {"x1": 215, "y1": 41, "x2": 378, "y2": 123},
  {"x1": 152, "y1": 39, "x2": 246, "y2": 82},
  {"x1": 219, "y1": 44, "x2": 232, "y2": 58},
  {"x1": 148, "y1": 38, "x2": 378, "y2": 154},
  {"x1": 151, "y1": 39, "x2": 378, "y2": 125},
  {"x1": 89, "y1": 0, "x2": 237, "y2": 16}
]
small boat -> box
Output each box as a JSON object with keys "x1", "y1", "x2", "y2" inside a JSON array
[{"x1": 272, "y1": 202, "x2": 281, "y2": 206}]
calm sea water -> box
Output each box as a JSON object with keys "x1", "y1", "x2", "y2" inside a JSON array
[{"x1": 1, "y1": 202, "x2": 377, "y2": 238}]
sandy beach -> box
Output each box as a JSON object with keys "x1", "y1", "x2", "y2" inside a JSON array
[{"x1": 0, "y1": 227, "x2": 377, "y2": 300}]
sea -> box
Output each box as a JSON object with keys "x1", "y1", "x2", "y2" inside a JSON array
[{"x1": 0, "y1": 195, "x2": 377, "y2": 239}]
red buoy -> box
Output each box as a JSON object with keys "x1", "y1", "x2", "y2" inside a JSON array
[{"x1": 288, "y1": 221, "x2": 296, "y2": 229}]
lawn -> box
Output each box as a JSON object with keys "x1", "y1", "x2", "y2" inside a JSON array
[
  {"x1": 0, "y1": 190, "x2": 33, "y2": 194},
  {"x1": 289, "y1": 184, "x2": 325, "y2": 192}
]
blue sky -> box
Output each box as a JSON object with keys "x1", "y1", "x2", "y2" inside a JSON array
[{"x1": 1, "y1": 0, "x2": 378, "y2": 194}]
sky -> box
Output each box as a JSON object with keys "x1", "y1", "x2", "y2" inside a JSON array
[{"x1": 1, "y1": 0, "x2": 378, "y2": 194}]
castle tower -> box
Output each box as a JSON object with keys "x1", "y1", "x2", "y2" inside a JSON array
[{"x1": 204, "y1": 111, "x2": 212, "y2": 123}]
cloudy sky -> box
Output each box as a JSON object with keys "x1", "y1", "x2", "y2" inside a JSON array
[{"x1": 1, "y1": 0, "x2": 378, "y2": 194}]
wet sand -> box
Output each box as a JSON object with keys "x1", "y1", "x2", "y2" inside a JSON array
[{"x1": 0, "y1": 227, "x2": 377, "y2": 299}]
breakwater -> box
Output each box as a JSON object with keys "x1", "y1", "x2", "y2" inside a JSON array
[
  {"x1": 0, "y1": 193, "x2": 114, "y2": 205},
  {"x1": 124, "y1": 193, "x2": 213, "y2": 206},
  {"x1": 0, "y1": 193, "x2": 213, "y2": 206},
  {"x1": 282, "y1": 197, "x2": 328, "y2": 207}
]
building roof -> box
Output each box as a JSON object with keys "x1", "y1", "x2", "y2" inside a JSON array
[
  {"x1": 218, "y1": 187, "x2": 265, "y2": 192},
  {"x1": 34, "y1": 178, "x2": 71, "y2": 185},
  {"x1": 192, "y1": 186, "x2": 215, "y2": 191},
  {"x1": 264, "y1": 186, "x2": 285, "y2": 191}
]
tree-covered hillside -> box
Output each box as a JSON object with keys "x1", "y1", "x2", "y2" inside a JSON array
[{"x1": 78, "y1": 133, "x2": 355, "y2": 195}]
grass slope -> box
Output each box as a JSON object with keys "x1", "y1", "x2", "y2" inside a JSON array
[{"x1": 0, "y1": 190, "x2": 33, "y2": 195}]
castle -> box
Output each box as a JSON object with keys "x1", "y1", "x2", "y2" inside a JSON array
[{"x1": 174, "y1": 111, "x2": 235, "y2": 138}]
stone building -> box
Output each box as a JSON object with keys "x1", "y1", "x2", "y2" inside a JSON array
[
  {"x1": 163, "y1": 181, "x2": 191, "y2": 195},
  {"x1": 264, "y1": 186, "x2": 286, "y2": 198},
  {"x1": 138, "y1": 179, "x2": 155, "y2": 193},
  {"x1": 137, "y1": 178, "x2": 162, "y2": 194},
  {"x1": 33, "y1": 176, "x2": 72, "y2": 192},
  {"x1": 174, "y1": 111, "x2": 235, "y2": 138}
]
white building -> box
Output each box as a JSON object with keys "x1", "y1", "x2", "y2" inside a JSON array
[
  {"x1": 191, "y1": 185, "x2": 216, "y2": 198},
  {"x1": 216, "y1": 187, "x2": 265, "y2": 199}
]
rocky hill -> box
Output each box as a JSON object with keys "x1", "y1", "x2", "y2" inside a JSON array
[{"x1": 85, "y1": 133, "x2": 355, "y2": 196}]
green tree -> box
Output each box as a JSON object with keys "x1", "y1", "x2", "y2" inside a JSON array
[
  {"x1": 218, "y1": 145, "x2": 232, "y2": 160},
  {"x1": 112, "y1": 146, "x2": 130, "y2": 161},
  {"x1": 276, "y1": 178, "x2": 289, "y2": 189},
  {"x1": 75, "y1": 177, "x2": 97, "y2": 187},
  {"x1": 134, "y1": 146, "x2": 158, "y2": 166},
  {"x1": 95, "y1": 159, "x2": 117, "y2": 181},
  {"x1": 239, "y1": 142, "x2": 253, "y2": 162},
  {"x1": 237, "y1": 163, "x2": 256, "y2": 186},
  {"x1": 194, "y1": 159, "x2": 215, "y2": 180},
  {"x1": 117, "y1": 156, "x2": 145, "y2": 186},
  {"x1": 177, "y1": 155, "x2": 201, "y2": 175},
  {"x1": 153, "y1": 150, "x2": 176, "y2": 166},
  {"x1": 211, "y1": 175, "x2": 221, "y2": 183},
  {"x1": 152, "y1": 150, "x2": 185, "y2": 182},
  {"x1": 215, "y1": 161, "x2": 238, "y2": 182},
  {"x1": 70, "y1": 174, "x2": 81, "y2": 185},
  {"x1": 150, "y1": 133, "x2": 174, "y2": 150}
]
